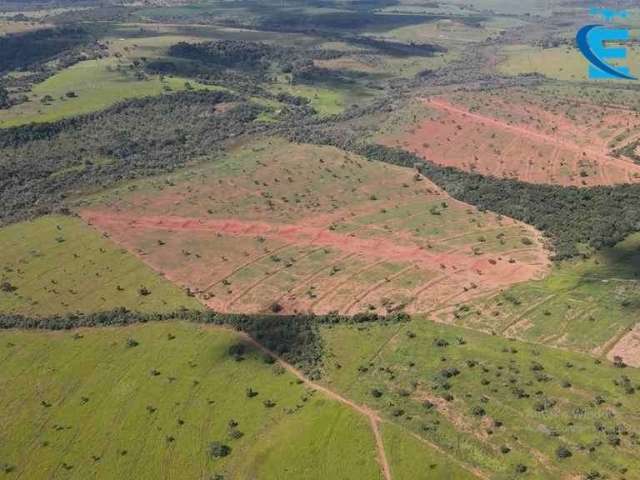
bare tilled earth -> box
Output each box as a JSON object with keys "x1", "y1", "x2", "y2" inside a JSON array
[
  {"x1": 382, "y1": 91, "x2": 640, "y2": 187},
  {"x1": 80, "y1": 140, "x2": 549, "y2": 315},
  {"x1": 608, "y1": 324, "x2": 640, "y2": 368}
]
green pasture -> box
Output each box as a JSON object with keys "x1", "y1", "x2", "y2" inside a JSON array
[
  {"x1": 448, "y1": 233, "x2": 640, "y2": 354},
  {"x1": 321, "y1": 317, "x2": 640, "y2": 479},
  {"x1": 498, "y1": 42, "x2": 640, "y2": 82},
  {"x1": 0, "y1": 322, "x2": 382, "y2": 479},
  {"x1": 0, "y1": 58, "x2": 220, "y2": 127},
  {"x1": 0, "y1": 216, "x2": 201, "y2": 316}
]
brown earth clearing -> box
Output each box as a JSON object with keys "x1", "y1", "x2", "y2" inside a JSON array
[
  {"x1": 381, "y1": 89, "x2": 640, "y2": 186},
  {"x1": 79, "y1": 139, "x2": 549, "y2": 315}
]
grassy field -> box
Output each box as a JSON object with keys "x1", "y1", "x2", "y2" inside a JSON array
[
  {"x1": 269, "y1": 82, "x2": 353, "y2": 117},
  {"x1": 77, "y1": 138, "x2": 547, "y2": 316},
  {"x1": 0, "y1": 58, "x2": 220, "y2": 127},
  {"x1": 0, "y1": 20, "x2": 49, "y2": 35},
  {"x1": 0, "y1": 321, "x2": 384, "y2": 479},
  {"x1": 320, "y1": 317, "x2": 640, "y2": 479},
  {"x1": 373, "y1": 17, "x2": 525, "y2": 45},
  {"x1": 382, "y1": 422, "x2": 477, "y2": 480},
  {"x1": 0, "y1": 216, "x2": 201, "y2": 316},
  {"x1": 444, "y1": 233, "x2": 640, "y2": 357}
]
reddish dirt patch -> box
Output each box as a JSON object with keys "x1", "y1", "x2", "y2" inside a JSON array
[
  {"x1": 79, "y1": 140, "x2": 550, "y2": 315},
  {"x1": 607, "y1": 323, "x2": 640, "y2": 367},
  {"x1": 383, "y1": 95, "x2": 640, "y2": 187},
  {"x1": 81, "y1": 210, "x2": 548, "y2": 315}
]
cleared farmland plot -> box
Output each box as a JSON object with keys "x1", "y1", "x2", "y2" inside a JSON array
[
  {"x1": 320, "y1": 318, "x2": 640, "y2": 480},
  {"x1": 77, "y1": 138, "x2": 548, "y2": 315},
  {"x1": 0, "y1": 322, "x2": 384, "y2": 480},
  {"x1": 382, "y1": 88, "x2": 640, "y2": 186},
  {"x1": 0, "y1": 216, "x2": 201, "y2": 316}
]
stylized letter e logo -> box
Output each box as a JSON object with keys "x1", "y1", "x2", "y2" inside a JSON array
[{"x1": 577, "y1": 25, "x2": 636, "y2": 80}]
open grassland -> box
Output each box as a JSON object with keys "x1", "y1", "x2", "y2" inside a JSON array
[
  {"x1": 382, "y1": 422, "x2": 476, "y2": 480},
  {"x1": 78, "y1": 138, "x2": 548, "y2": 315},
  {"x1": 269, "y1": 82, "x2": 359, "y2": 117},
  {"x1": 320, "y1": 318, "x2": 640, "y2": 480},
  {"x1": 370, "y1": 16, "x2": 525, "y2": 45},
  {"x1": 380, "y1": 87, "x2": 640, "y2": 186},
  {"x1": 315, "y1": 49, "x2": 460, "y2": 79},
  {"x1": 0, "y1": 57, "x2": 221, "y2": 127},
  {"x1": 0, "y1": 216, "x2": 201, "y2": 316},
  {"x1": 437, "y1": 233, "x2": 640, "y2": 363},
  {"x1": 0, "y1": 322, "x2": 384, "y2": 480}
]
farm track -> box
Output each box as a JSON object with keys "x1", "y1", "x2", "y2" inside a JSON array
[
  {"x1": 235, "y1": 329, "x2": 486, "y2": 480},
  {"x1": 309, "y1": 259, "x2": 388, "y2": 311},
  {"x1": 342, "y1": 264, "x2": 418, "y2": 314},
  {"x1": 501, "y1": 294, "x2": 557, "y2": 337}
]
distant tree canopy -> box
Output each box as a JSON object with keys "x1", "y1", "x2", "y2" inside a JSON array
[
  {"x1": 148, "y1": 40, "x2": 342, "y2": 86},
  {"x1": 0, "y1": 86, "x2": 10, "y2": 109},
  {"x1": 168, "y1": 41, "x2": 279, "y2": 71},
  {"x1": 0, "y1": 27, "x2": 93, "y2": 74}
]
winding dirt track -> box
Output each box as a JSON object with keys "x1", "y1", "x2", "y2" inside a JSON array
[
  {"x1": 236, "y1": 330, "x2": 486, "y2": 480},
  {"x1": 235, "y1": 330, "x2": 392, "y2": 480}
]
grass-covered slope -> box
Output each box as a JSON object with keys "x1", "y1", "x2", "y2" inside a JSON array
[
  {"x1": 0, "y1": 321, "x2": 383, "y2": 479},
  {"x1": 445, "y1": 233, "x2": 640, "y2": 356},
  {"x1": 0, "y1": 58, "x2": 221, "y2": 128},
  {"x1": 0, "y1": 215, "x2": 202, "y2": 316},
  {"x1": 321, "y1": 318, "x2": 640, "y2": 480}
]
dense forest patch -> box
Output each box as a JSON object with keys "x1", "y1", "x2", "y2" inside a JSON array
[
  {"x1": 0, "y1": 26, "x2": 95, "y2": 73},
  {"x1": 0, "y1": 307, "x2": 408, "y2": 379}
]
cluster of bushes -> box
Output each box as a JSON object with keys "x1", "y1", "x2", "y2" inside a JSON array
[
  {"x1": 0, "y1": 308, "x2": 409, "y2": 378},
  {"x1": 254, "y1": 10, "x2": 435, "y2": 34},
  {"x1": 356, "y1": 145, "x2": 640, "y2": 259},
  {"x1": 147, "y1": 39, "x2": 345, "y2": 88}
]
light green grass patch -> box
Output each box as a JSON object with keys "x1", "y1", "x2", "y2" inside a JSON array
[
  {"x1": 0, "y1": 322, "x2": 381, "y2": 479},
  {"x1": 270, "y1": 83, "x2": 348, "y2": 116},
  {"x1": 498, "y1": 43, "x2": 640, "y2": 82},
  {"x1": 0, "y1": 58, "x2": 222, "y2": 127},
  {"x1": 231, "y1": 397, "x2": 382, "y2": 479},
  {"x1": 382, "y1": 422, "x2": 476, "y2": 480},
  {"x1": 0, "y1": 215, "x2": 201, "y2": 315}
]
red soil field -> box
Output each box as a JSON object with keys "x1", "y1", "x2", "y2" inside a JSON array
[
  {"x1": 82, "y1": 211, "x2": 546, "y2": 313},
  {"x1": 79, "y1": 141, "x2": 550, "y2": 315},
  {"x1": 383, "y1": 94, "x2": 640, "y2": 187}
]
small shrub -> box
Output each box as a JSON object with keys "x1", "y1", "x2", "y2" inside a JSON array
[{"x1": 209, "y1": 442, "x2": 231, "y2": 458}]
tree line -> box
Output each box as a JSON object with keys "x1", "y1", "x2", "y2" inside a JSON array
[{"x1": 0, "y1": 307, "x2": 408, "y2": 379}]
